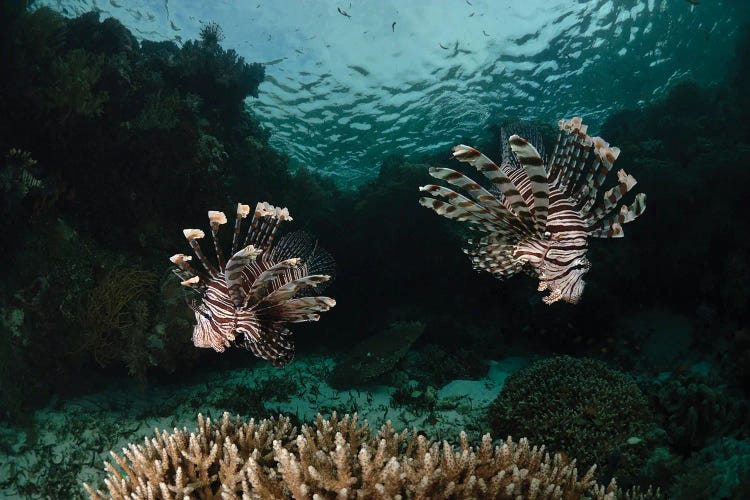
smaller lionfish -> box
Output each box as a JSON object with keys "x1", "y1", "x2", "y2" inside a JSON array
[
  {"x1": 171, "y1": 202, "x2": 336, "y2": 366},
  {"x1": 419, "y1": 117, "x2": 646, "y2": 305}
]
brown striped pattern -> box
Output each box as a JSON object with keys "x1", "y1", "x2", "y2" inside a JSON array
[
  {"x1": 173, "y1": 202, "x2": 335, "y2": 366},
  {"x1": 508, "y1": 134, "x2": 549, "y2": 233},
  {"x1": 418, "y1": 117, "x2": 646, "y2": 304}
]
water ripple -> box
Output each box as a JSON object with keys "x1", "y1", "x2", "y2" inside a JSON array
[{"x1": 39, "y1": 0, "x2": 750, "y2": 186}]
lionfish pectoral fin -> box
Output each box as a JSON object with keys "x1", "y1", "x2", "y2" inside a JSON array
[
  {"x1": 508, "y1": 134, "x2": 549, "y2": 234},
  {"x1": 451, "y1": 144, "x2": 535, "y2": 231},
  {"x1": 244, "y1": 257, "x2": 302, "y2": 307},
  {"x1": 238, "y1": 323, "x2": 295, "y2": 367},
  {"x1": 256, "y1": 275, "x2": 331, "y2": 306},
  {"x1": 268, "y1": 296, "x2": 337, "y2": 323},
  {"x1": 224, "y1": 245, "x2": 263, "y2": 306}
]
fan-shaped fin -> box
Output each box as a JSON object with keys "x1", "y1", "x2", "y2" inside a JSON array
[
  {"x1": 224, "y1": 245, "x2": 263, "y2": 307},
  {"x1": 509, "y1": 135, "x2": 549, "y2": 233},
  {"x1": 450, "y1": 145, "x2": 534, "y2": 230},
  {"x1": 244, "y1": 258, "x2": 301, "y2": 307}
]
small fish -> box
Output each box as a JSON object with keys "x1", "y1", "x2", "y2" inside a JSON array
[
  {"x1": 439, "y1": 43, "x2": 449, "y2": 50},
  {"x1": 392, "y1": 21, "x2": 396, "y2": 32},
  {"x1": 469, "y1": 12, "x2": 475, "y2": 17},
  {"x1": 482, "y1": 30, "x2": 489, "y2": 36},
  {"x1": 295, "y1": 49, "x2": 304, "y2": 54},
  {"x1": 466, "y1": 0, "x2": 472, "y2": 5},
  {"x1": 337, "y1": 7, "x2": 352, "y2": 18},
  {"x1": 170, "y1": 21, "x2": 180, "y2": 31}
]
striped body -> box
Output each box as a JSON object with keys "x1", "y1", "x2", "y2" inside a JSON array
[
  {"x1": 419, "y1": 117, "x2": 645, "y2": 304},
  {"x1": 172, "y1": 202, "x2": 335, "y2": 366}
]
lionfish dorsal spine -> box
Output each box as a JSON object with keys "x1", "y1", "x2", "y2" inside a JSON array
[
  {"x1": 508, "y1": 134, "x2": 549, "y2": 234},
  {"x1": 208, "y1": 211, "x2": 228, "y2": 270},
  {"x1": 243, "y1": 202, "x2": 293, "y2": 251},
  {"x1": 225, "y1": 244, "x2": 263, "y2": 307},
  {"x1": 231, "y1": 203, "x2": 250, "y2": 256},
  {"x1": 562, "y1": 130, "x2": 591, "y2": 197},
  {"x1": 243, "y1": 202, "x2": 264, "y2": 248},
  {"x1": 170, "y1": 253, "x2": 202, "y2": 287},
  {"x1": 183, "y1": 229, "x2": 219, "y2": 277}
]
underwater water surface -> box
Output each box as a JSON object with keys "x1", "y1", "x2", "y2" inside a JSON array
[
  {"x1": 2, "y1": 0, "x2": 750, "y2": 498},
  {"x1": 37, "y1": 0, "x2": 750, "y2": 184}
]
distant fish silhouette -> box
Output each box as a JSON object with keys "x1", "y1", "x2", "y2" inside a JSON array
[
  {"x1": 392, "y1": 21, "x2": 396, "y2": 32},
  {"x1": 466, "y1": 0, "x2": 472, "y2": 4},
  {"x1": 685, "y1": 0, "x2": 699, "y2": 4},
  {"x1": 439, "y1": 43, "x2": 449, "y2": 50},
  {"x1": 419, "y1": 118, "x2": 646, "y2": 305},
  {"x1": 337, "y1": 7, "x2": 352, "y2": 18},
  {"x1": 483, "y1": 30, "x2": 490, "y2": 36}
]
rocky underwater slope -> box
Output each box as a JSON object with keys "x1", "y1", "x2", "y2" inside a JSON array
[{"x1": 1, "y1": 3, "x2": 750, "y2": 498}]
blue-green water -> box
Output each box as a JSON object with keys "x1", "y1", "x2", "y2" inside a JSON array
[
  {"x1": 37, "y1": 0, "x2": 750, "y2": 184},
  {"x1": 2, "y1": 0, "x2": 750, "y2": 498}
]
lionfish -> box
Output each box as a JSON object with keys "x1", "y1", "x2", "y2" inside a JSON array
[
  {"x1": 419, "y1": 117, "x2": 646, "y2": 305},
  {"x1": 170, "y1": 202, "x2": 336, "y2": 366}
]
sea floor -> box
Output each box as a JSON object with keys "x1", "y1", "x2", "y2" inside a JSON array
[{"x1": 0, "y1": 354, "x2": 527, "y2": 499}]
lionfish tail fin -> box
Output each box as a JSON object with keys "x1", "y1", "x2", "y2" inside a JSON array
[{"x1": 508, "y1": 135, "x2": 549, "y2": 233}]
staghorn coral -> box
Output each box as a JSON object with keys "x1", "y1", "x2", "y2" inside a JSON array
[
  {"x1": 85, "y1": 412, "x2": 656, "y2": 499},
  {"x1": 488, "y1": 356, "x2": 654, "y2": 484}
]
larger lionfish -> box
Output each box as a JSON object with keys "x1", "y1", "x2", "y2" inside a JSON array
[
  {"x1": 170, "y1": 202, "x2": 336, "y2": 366},
  {"x1": 419, "y1": 117, "x2": 646, "y2": 305}
]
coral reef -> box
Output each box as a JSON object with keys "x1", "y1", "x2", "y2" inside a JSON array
[
  {"x1": 647, "y1": 371, "x2": 749, "y2": 454},
  {"x1": 670, "y1": 438, "x2": 750, "y2": 499},
  {"x1": 488, "y1": 356, "x2": 654, "y2": 484},
  {"x1": 85, "y1": 412, "x2": 656, "y2": 499},
  {"x1": 73, "y1": 267, "x2": 157, "y2": 369}
]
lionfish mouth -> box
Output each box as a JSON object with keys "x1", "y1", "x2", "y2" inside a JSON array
[
  {"x1": 170, "y1": 201, "x2": 336, "y2": 366},
  {"x1": 419, "y1": 117, "x2": 646, "y2": 305}
]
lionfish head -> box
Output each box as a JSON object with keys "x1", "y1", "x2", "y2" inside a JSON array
[
  {"x1": 171, "y1": 202, "x2": 336, "y2": 366},
  {"x1": 419, "y1": 117, "x2": 645, "y2": 305}
]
